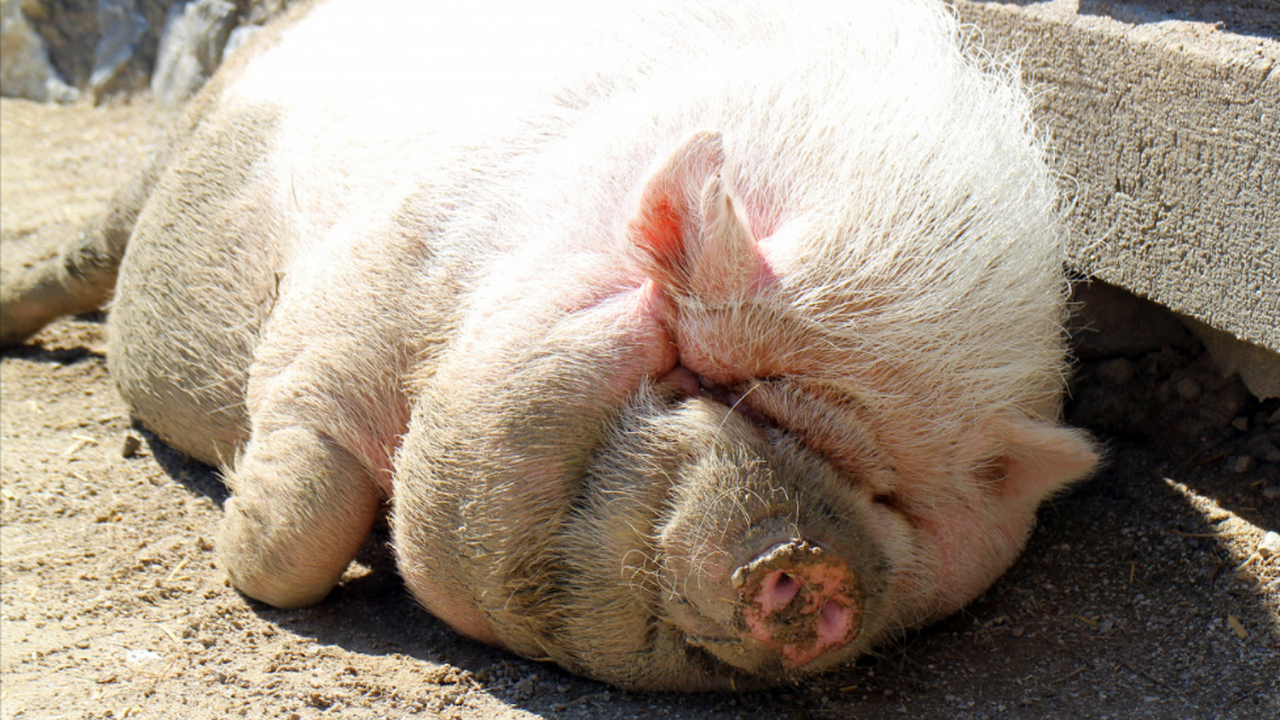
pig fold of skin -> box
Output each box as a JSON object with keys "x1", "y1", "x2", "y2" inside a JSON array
[{"x1": 0, "y1": 0, "x2": 1098, "y2": 691}]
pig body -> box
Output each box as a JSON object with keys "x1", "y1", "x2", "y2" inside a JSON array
[{"x1": 0, "y1": 0, "x2": 1097, "y2": 690}]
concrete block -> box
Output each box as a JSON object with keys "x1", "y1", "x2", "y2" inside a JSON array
[{"x1": 951, "y1": 0, "x2": 1279, "y2": 364}]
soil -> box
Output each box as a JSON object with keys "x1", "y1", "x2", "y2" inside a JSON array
[{"x1": 1, "y1": 96, "x2": 1277, "y2": 720}]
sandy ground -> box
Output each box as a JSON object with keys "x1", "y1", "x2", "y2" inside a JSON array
[{"x1": 1, "y1": 96, "x2": 1277, "y2": 720}]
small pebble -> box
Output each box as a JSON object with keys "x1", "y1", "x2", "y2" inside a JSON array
[
  {"x1": 1262, "y1": 487, "x2": 1280, "y2": 501},
  {"x1": 1248, "y1": 438, "x2": 1280, "y2": 464},
  {"x1": 1228, "y1": 455, "x2": 1256, "y2": 473},
  {"x1": 1230, "y1": 416, "x2": 1249, "y2": 432},
  {"x1": 1258, "y1": 531, "x2": 1280, "y2": 559},
  {"x1": 121, "y1": 433, "x2": 141, "y2": 458},
  {"x1": 1176, "y1": 378, "x2": 1201, "y2": 400}
]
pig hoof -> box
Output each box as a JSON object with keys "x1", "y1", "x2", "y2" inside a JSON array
[{"x1": 732, "y1": 539, "x2": 861, "y2": 668}]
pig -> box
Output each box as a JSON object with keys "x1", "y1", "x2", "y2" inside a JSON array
[{"x1": 0, "y1": 0, "x2": 1098, "y2": 691}]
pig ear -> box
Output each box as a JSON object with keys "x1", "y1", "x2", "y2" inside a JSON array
[
  {"x1": 625, "y1": 131, "x2": 763, "y2": 301},
  {"x1": 964, "y1": 415, "x2": 1100, "y2": 510}
]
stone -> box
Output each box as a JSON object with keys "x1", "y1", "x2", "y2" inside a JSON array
[
  {"x1": 150, "y1": 0, "x2": 237, "y2": 107},
  {"x1": 0, "y1": 0, "x2": 79, "y2": 102}
]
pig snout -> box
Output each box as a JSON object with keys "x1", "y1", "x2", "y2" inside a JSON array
[
  {"x1": 669, "y1": 525, "x2": 863, "y2": 673},
  {"x1": 647, "y1": 403, "x2": 883, "y2": 676},
  {"x1": 731, "y1": 539, "x2": 861, "y2": 668}
]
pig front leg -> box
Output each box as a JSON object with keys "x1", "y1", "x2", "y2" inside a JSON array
[
  {"x1": 394, "y1": 275, "x2": 679, "y2": 656},
  {"x1": 216, "y1": 425, "x2": 386, "y2": 609},
  {"x1": 213, "y1": 323, "x2": 406, "y2": 609}
]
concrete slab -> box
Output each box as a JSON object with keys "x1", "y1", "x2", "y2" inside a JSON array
[{"x1": 951, "y1": 1, "x2": 1279, "y2": 382}]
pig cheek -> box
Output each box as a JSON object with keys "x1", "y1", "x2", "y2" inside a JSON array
[{"x1": 913, "y1": 499, "x2": 1037, "y2": 614}]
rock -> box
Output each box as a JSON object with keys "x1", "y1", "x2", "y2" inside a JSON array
[
  {"x1": 121, "y1": 433, "x2": 142, "y2": 458},
  {"x1": 90, "y1": 0, "x2": 151, "y2": 101},
  {"x1": 1183, "y1": 316, "x2": 1280, "y2": 401},
  {"x1": 1227, "y1": 455, "x2": 1256, "y2": 474},
  {"x1": 1247, "y1": 437, "x2": 1280, "y2": 464},
  {"x1": 150, "y1": 0, "x2": 236, "y2": 107},
  {"x1": 1259, "y1": 532, "x2": 1280, "y2": 559},
  {"x1": 222, "y1": 24, "x2": 261, "y2": 58},
  {"x1": 0, "y1": 0, "x2": 79, "y2": 102},
  {"x1": 1197, "y1": 377, "x2": 1253, "y2": 428},
  {"x1": 247, "y1": 0, "x2": 294, "y2": 25},
  {"x1": 1095, "y1": 357, "x2": 1135, "y2": 385}
]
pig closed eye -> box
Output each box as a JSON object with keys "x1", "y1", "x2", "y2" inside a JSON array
[{"x1": 695, "y1": 377, "x2": 782, "y2": 429}]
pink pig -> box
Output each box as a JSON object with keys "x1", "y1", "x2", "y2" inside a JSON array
[{"x1": 0, "y1": 0, "x2": 1096, "y2": 690}]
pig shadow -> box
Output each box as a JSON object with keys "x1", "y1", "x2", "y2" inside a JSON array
[
  {"x1": 138, "y1": 423, "x2": 640, "y2": 715},
  {"x1": 1066, "y1": 342, "x2": 1280, "y2": 537},
  {"x1": 0, "y1": 343, "x2": 100, "y2": 365},
  {"x1": 138, "y1": 416, "x2": 1280, "y2": 718},
  {"x1": 0, "y1": 312, "x2": 109, "y2": 365},
  {"x1": 140, "y1": 425, "x2": 230, "y2": 505}
]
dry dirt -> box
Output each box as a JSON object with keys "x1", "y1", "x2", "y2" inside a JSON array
[{"x1": 1, "y1": 96, "x2": 1277, "y2": 720}]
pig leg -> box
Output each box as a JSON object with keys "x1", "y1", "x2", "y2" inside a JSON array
[
  {"x1": 207, "y1": 231, "x2": 419, "y2": 610},
  {"x1": 0, "y1": 170, "x2": 153, "y2": 347},
  {"x1": 395, "y1": 276, "x2": 678, "y2": 654},
  {"x1": 217, "y1": 424, "x2": 385, "y2": 609}
]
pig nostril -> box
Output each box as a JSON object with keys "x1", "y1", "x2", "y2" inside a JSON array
[
  {"x1": 775, "y1": 572, "x2": 796, "y2": 594},
  {"x1": 817, "y1": 599, "x2": 851, "y2": 643},
  {"x1": 760, "y1": 570, "x2": 801, "y2": 612}
]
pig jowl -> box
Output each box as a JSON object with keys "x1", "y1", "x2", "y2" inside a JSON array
[{"x1": 0, "y1": 0, "x2": 1098, "y2": 691}]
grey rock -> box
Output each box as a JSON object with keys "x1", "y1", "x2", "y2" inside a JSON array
[
  {"x1": 0, "y1": 0, "x2": 79, "y2": 102},
  {"x1": 150, "y1": 0, "x2": 236, "y2": 107},
  {"x1": 222, "y1": 25, "x2": 262, "y2": 59},
  {"x1": 89, "y1": 0, "x2": 150, "y2": 101}
]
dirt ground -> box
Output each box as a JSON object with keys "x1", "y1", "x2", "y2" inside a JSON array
[{"x1": 1, "y1": 97, "x2": 1277, "y2": 720}]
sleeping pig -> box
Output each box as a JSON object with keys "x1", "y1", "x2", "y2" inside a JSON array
[{"x1": 0, "y1": 0, "x2": 1097, "y2": 691}]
